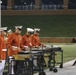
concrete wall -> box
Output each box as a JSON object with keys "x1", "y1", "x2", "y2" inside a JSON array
[
  {"x1": 2, "y1": 10, "x2": 76, "y2": 15},
  {"x1": 40, "y1": 37, "x2": 76, "y2": 43}
]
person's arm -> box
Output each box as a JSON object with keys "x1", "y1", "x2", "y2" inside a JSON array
[
  {"x1": 31, "y1": 36, "x2": 37, "y2": 47},
  {"x1": 6, "y1": 34, "x2": 13, "y2": 50},
  {"x1": 35, "y1": 36, "x2": 45, "y2": 47},
  {"x1": 20, "y1": 36, "x2": 25, "y2": 50},
  {"x1": 22, "y1": 36, "x2": 25, "y2": 45}
]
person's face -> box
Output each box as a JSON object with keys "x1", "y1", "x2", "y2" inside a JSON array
[
  {"x1": 34, "y1": 31, "x2": 39, "y2": 35},
  {"x1": 26, "y1": 32, "x2": 31, "y2": 36},
  {"x1": 37, "y1": 32, "x2": 39, "y2": 35},
  {"x1": 15, "y1": 28, "x2": 21, "y2": 34},
  {"x1": 8, "y1": 31, "x2": 12, "y2": 34},
  {"x1": 2, "y1": 31, "x2": 7, "y2": 36}
]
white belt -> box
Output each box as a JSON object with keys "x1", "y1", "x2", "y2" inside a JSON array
[
  {"x1": 12, "y1": 46, "x2": 19, "y2": 51},
  {"x1": 29, "y1": 43, "x2": 32, "y2": 46},
  {"x1": 2, "y1": 49, "x2": 7, "y2": 51},
  {"x1": 24, "y1": 46, "x2": 29, "y2": 48},
  {"x1": 12, "y1": 46, "x2": 18, "y2": 49}
]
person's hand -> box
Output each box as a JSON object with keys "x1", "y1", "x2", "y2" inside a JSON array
[
  {"x1": 17, "y1": 47, "x2": 22, "y2": 52},
  {"x1": 35, "y1": 45, "x2": 39, "y2": 48},
  {"x1": 13, "y1": 47, "x2": 21, "y2": 51},
  {"x1": 12, "y1": 46, "x2": 18, "y2": 51},
  {"x1": 13, "y1": 48, "x2": 18, "y2": 51},
  {"x1": 17, "y1": 47, "x2": 21, "y2": 51},
  {"x1": 25, "y1": 47, "x2": 30, "y2": 51}
]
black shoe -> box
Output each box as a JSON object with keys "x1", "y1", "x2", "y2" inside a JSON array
[{"x1": 72, "y1": 60, "x2": 76, "y2": 66}]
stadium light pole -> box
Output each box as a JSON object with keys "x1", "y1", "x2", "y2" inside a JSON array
[{"x1": 0, "y1": 0, "x2": 2, "y2": 27}]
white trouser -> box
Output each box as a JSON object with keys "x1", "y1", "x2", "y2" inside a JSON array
[
  {"x1": 33, "y1": 60, "x2": 37, "y2": 66},
  {"x1": 9, "y1": 56, "x2": 15, "y2": 74},
  {"x1": 33, "y1": 56, "x2": 37, "y2": 66},
  {"x1": 0, "y1": 60, "x2": 5, "y2": 75}
]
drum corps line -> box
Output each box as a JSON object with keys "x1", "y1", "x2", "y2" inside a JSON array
[
  {"x1": 0, "y1": 26, "x2": 63, "y2": 75},
  {"x1": 0, "y1": 26, "x2": 46, "y2": 75}
]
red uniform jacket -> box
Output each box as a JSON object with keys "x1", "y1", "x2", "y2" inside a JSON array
[
  {"x1": 0, "y1": 34, "x2": 6, "y2": 60},
  {"x1": 22, "y1": 34, "x2": 32, "y2": 47},
  {"x1": 6, "y1": 32, "x2": 23, "y2": 56},
  {"x1": 31, "y1": 34, "x2": 43, "y2": 47}
]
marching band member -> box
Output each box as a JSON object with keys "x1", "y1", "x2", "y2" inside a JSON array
[
  {"x1": 22, "y1": 28, "x2": 39, "y2": 69},
  {"x1": 7, "y1": 26, "x2": 23, "y2": 56},
  {"x1": 6, "y1": 26, "x2": 24, "y2": 74},
  {"x1": 32, "y1": 28, "x2": 44, "y2": 48},
  {"x1": 22, "y1": 28, "x2": 34, "y2": 50},
  {"x1": 31, "y1": 28, "x2": 46, "y2": 67},
  {"x1": 0, "y1": 27, "x2": 7, "y2": 75}
]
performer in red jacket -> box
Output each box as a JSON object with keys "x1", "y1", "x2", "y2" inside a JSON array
[
  {"x1": 22, "y1": 28, "x2": 34, "y2": 50},
  {"x1": 32, "y1": 28, "x2": 44, "y2": 48},
  {"x1": 0, "y1": 27, "x2": 7, "y2": 75},
  {"x1": 7, "y1": 26, "x2": 23, "y2": 56},
  {"x1": 6, "y1": 26, "x2": 24, "y2": 74}
]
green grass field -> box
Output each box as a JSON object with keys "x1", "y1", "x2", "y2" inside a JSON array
[
  {"x1": 61, "y1": 44, "x2": 76, "y2": 62},
  {"x1": 2, "y1": 15, "x2": 76, "y2": 37},
  {"x1": 43, "y1": 43, "x2": 76, "y2": 63}
]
